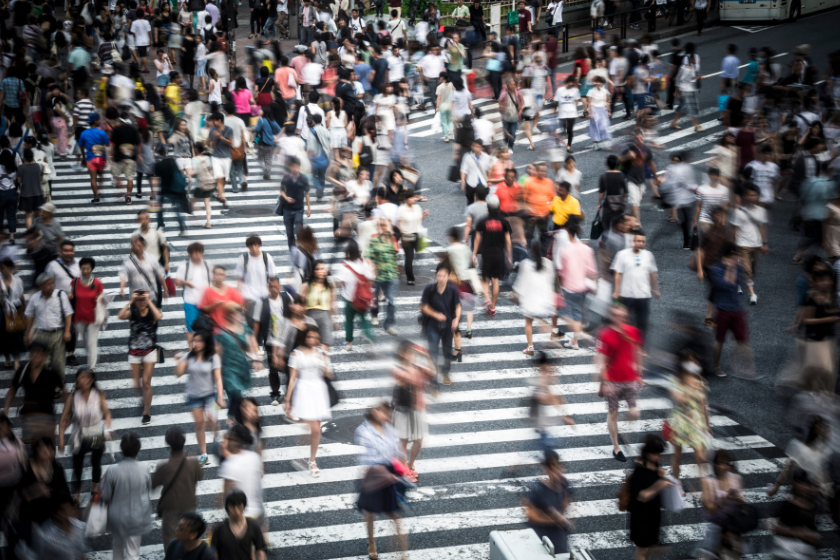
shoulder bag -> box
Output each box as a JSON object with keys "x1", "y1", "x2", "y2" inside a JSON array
[
  {"x1": 0, "y1": 280, "x2": 23, "y2": 333},
  {"x1": 156, "y1": 456, "x2": 187, "y2": 517},
  {"x1": 230, "y1": 131, "x2": 246, "y2": 161}
]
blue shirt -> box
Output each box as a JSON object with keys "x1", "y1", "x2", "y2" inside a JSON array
[
  {"x1": 78, "y1": 128, "x2": 110, "y2": 161},
  {"x1": 710, "y1": 263, "x2": 746, "y2": 312},
  {"x1": 354, "y1": 62, "x2": 372, "y2": 91},
  {"x1": 254, "y1": 117, "x2": 281, "y2": 147},
  {"x1": 721, "y1": 55, "x2": 740, "y2": 79},
  {"x1": 800, "y1": 176, "x2": 836, "y2": 221}
]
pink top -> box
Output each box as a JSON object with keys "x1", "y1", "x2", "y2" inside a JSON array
[
  {"x1": 559, "y1": 240, "x2": 596, "y2": 293},
  {"x1": 231, "y1": 89, "x2": 253, "y2": 114}
]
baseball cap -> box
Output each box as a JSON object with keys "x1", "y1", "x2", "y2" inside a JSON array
[{"x1": 87, "y1": 112, "x2": 101, "y2": 124}]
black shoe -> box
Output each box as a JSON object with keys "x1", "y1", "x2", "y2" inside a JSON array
[
  {"x1": 613, "y1": 450, "x2": 627, "y2": 462},
  {"x1": 66, "y1": 355, "x2": 80, "y2": 366},
  {"x1": 91, "y1": 198, "x2": 100, "y2": 204},
  {"x1": 141, "y1": 414, "x2": 151, "y2": 425},
  {"x1": 8, "y1": 238, "x2": 14, "y2": 245}
]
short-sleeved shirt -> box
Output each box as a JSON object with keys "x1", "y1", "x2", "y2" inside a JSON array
[
  {"x1": 78, "y1": 128, "x2": 110, "y2": 162},
  {"x1": 596, "y1": 325, "x2": 642, "y2": 382},
  {"x1": 695, "y1": 184, "x2": 729, "y2": 224},
  {"x1": 198, "y1": 285, "x2": 244, "y2": 330},
  {"x1": 209, "y1": 125, "x2": 234, "y2": 158},
  {"x1": 731, "y1": 205, "x2": 767, "y2": 248},
  {"x1": 13, "y1": 365, "x2": 63, "y2": 416},
  {"x1": 16, "y1": 163, "x2": 42, "y2": 198},
  {"x1": 611, "y1": 249, "x2": 657, "y2": 299},
  {"x1": 527, "y1": 479, "x2": 572, "y2": 554},
  {"x1": 620, "y1": 143, "x2": 653, "y2": 185},
  {"x1": 523, "y1": 177, "x2": 556, "y2": 217},
  {"x1": 211, "y1": 519, "x2": 267, "y2": 560},
  {"x1": 366, "y1": 234, "x2": 399, "y2": 281},
  {"x1": 130, "y1": 18, "x2": 152, "y2": 46},
  {"x1": 518, "y1": 8, "x2": 531, "y2": 32},
  {"x1": 128, "y1": 306, "x2": 158, "y2": 356},
  {"x1": 111, "y1": 124, "x2": 141, "y2": 161},
  {"x1": 555, "y1": 86, "x2": 581, "y2": 119},
  {"x1": 280, "y1": 173, "x2": 310, "y2": 211},
  {"x1": 475, "y1": 215, "x2": 511, "y2": 257},
  {"x1": 548, "y1": 195, "x2": 581, "y2": 226},
  {"x1": 184, "y1": 354, "x2": 221, "y2": 399},
  {"x1": 217, "y1": 451, "x2": 264, "y2": 518},
  {"x1": 421, "y1": 282, "x2": 460, "y2": 332},
  {"x1": 24, "y1": 289, "x2": 72, "y2": 330},
  {"x1": 163, "y1": 540, "x2": 216, "y2": 560},
  {"x1": 67, "y1": 47, "x2": 91, "y2": 71},
  {"x1": 1, "y1": 77, "x2": 23, "y2": 109},
  {"x1": 175, "y1": 259, "x2": 212, "y2": 305}
]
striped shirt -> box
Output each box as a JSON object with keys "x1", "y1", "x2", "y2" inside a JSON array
[
  {"x1": 72, "y1": 98, "x2": 96, "y2": 129},
  {"x1": 23, "y1": 24, "x2": 41, "y2": 49}
]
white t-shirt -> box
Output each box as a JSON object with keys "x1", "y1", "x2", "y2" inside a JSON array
[
  {"x1": 473, "y1": 118, "x2": 494, "y2": 147},
  {"x1": 695, "y1": 184, "x2": 729, "y2": 224},
  {"x1": 347, "y1": 179, "x2": 371, "y2": 207},
  {"x1": 387, "y1": 54, "x2": 405, "y2": 82},
  {"x1": 557, "y1": 167, "x2": 582, "y2": 199},
  {"x1": 555, "y1": 86, "x2": 581, "y2": 119},
  {"x1": 587, "y1": 86, "x2": 608, "y2": 108},
  {"x1": 234, "y1": 251, "x2": 278, "y2": 301},
  {"x1": 418, "y1": 53, "x2": 445, "y2": 79},
  {"x1": 611, "y1": 249, "x2": 658, "y2": 299},
  {"x1": 745, "y1": 160, "x2": 780, "y2": 204},
  {"x1": 130, "y1": 19, "x2": 152, "y2": 47},
  {"x1": 175, "y1": 258, "x2": 213, "y2": 305},
  {"x1": 218, "y1": 450, "x2": 264, "y2": 519},
  {"x1": 302, "y1": 62, "x2": 324, "y2": 86},
  {"x1": 731, "y1": 205, "x2": 767, "y2": 248}
]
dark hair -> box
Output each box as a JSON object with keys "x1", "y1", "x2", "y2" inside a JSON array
[
  {"x1": 530, "y1": 238, "x2": 543, "y2": 271},
  {"x1": 306, "y1": 259, "x2": 329, "y2": 286},
  {"x1": 448, "y1": 226, "x2": 462, "y2": 240},
  {"x1": 640, "y1": 434, "x2": 665, "y2": 463},
  {"x1": 245, "y1": 235, "x2": 262, "y2": 247},
  {"x1": 344, "y1": 239, "x2": 361, "y2": 261},
  {"x1": 228, "y1": 424, "x2": 254, "y2": 447},
  {"x1": 224, "y1": 489, "x2": 248, "y2": 512},
  {"x1": 436, "y1": 261, "x2": 452, "y2": 275},
  {"x1": 188, "y1": 331, "x2": 216, "y2": 361},
  {"x1": 22, "y1": 148, "x2": 33, "y2": 163},
  {"x1": 179, "y1": 512, "x2": 207, "y2": 539},
  {"x1": 120, "y1": 432, "x2": 141, "y2": 458},
  {"x1": 720, "y1": 241, "x2": 738, "y2": 258},
  {"x1": 541, "y1": 449, "x2": 560, "y2": 467},
  {"x1": 165, "y1": 426, "x2": 186, "y2": 452},
  {"x1": 606, "y1": 154, "x2": 619, "y2": 170}
]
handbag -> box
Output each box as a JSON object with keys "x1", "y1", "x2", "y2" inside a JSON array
[
  {"x1": 325, "y1": 376, "x2": 340, "y2": 408},
  {"x1": 447, "y1": 162, "x2": 461, "y2": 182},
  {"x1": 230, "y1": 132, "x2": 245, "y2": 161},
  {"x1": 590, "y1": 215, "x2": 604, "y2": 240},
  {"x1": 191, "y1": 313, "x2": 214, "y2": 333},
  {"x1": 4, "y1": 307, "x2": 24, "y2": 333},
  {"x1": 164, "y1": 275, "x2": 176, "y2": 298}
]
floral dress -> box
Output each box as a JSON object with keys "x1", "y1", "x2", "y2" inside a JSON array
[{"x1": 668, "y1": 377, "x2": 709, "y2": 451}]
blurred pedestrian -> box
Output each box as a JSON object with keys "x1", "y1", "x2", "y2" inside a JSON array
[
  {"x1": 523, "y1": 450, "x2": 573, "y2": 554},
  {"x1": 152, "y1": 427, "x2": 204, "y2": 550},
  {"x1": 3, "y1": 341, "x2": 65, "y2": 445},
  {"x1": 217, "y1": 306, "x2": 260, "y2": 425},
  {"x1": 334, "y1": 240, "x2": 376, "y2": 352},
  {"x1": 514, "y1": 239, "x2": 555, "y2": 356},
  {"x1": 163, "y1": 512, "x2": 215, "y2": 560},
  {"x1": 219, "y1": 425, "x2": 264, "y2": 523},
  {"x1": 117, "y1": 288, "x2": 162, "y2": 425},
  {"x1": 667, "y1": 352, "x2": 710, "y2": 481},
  {"x1": 392, "y1": 341, "x2": 434, "y2": 477},
  {"x1": 627, "y1": 435, "x2": 673, "y2": 560}
]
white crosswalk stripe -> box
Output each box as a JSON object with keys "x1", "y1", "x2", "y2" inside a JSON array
[{"x1": 4, "y1": 154, "x2": 800, "y2": 560}]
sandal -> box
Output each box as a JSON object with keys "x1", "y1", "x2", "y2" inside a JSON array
[
  {"x1": 309, "y1": 461, "x2": 321, "y2": 478},
  {"x1": 523, "y1": 345, "x2": 535, "y2": 356},
  {"x1": 368, "y1": 540, "x2": 378, "y2": 560},
  {"x1": 526, "y1": 145, "x2": 535, "y2": 151},
  {"x1": 203, "y1": 223, "x2": 211, "y2": 229}
]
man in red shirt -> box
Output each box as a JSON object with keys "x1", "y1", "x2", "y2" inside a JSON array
[
  {"x1": 198, "y1": 265, "x2": 244, "y2": 331},
  {"x1": 517, "y1": 0, "x2": 532, "y2": 48},
  {"x1": 595, "y1": 304, "x2": 643, "y2": 462}
]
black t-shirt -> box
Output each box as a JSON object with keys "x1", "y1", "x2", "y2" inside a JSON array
[
  {"x1": 598, "y1": 172, "x2": 628, "y2": 197},
  {"x1": 13, "y1": 364, "x2": 63, "y2": 416},
  {"x1": 129, "y1": 306, "x2": 158, "y2": 356},
  {"x1": 111, "y1": 124, "x2": 142, "y2": 162},
  {"x1": 281, "y1": 173, "x2": 310, "y2": 211},
  {"x1": 421, "y1": 282, "x2": 460, "y2": 332},
  {"x1": 211, "y1": 519, "x2": 266, "y2": 560},
  {"x1": 475, "y1": 215, "x2": 511, "y2": 258},
  {"x1": 726, "y1": 96, "x2": 744, "y2": 128},
  {"x1": 164, "y1": 540, "x2": 216, "y2": 560},
  {"x1": 527, "y1": 479, "x2": 572, "y2": 554},
  {"x1": 13, "y1": 0, "x2": 31, "y2": 26},
  {"x1": 620, "y1": 143, "x2": 653, "y2": 185},
  {"x1": 19, "y1": 460, "x2": 69, "y2": 524},
  {"x1": 370, "y1": 57, "x2": 388, "y2": 88},
  {"x1": 777, "y1": 499, "x2": 817, "y2": 531}
]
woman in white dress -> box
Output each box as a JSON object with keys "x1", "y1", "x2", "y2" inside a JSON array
[
  {"x1": 513, "y1": 239, "x2": 557, "y2": 356},
  {"x1": 587, "y1": 76, "x2": 612, "y2": 148},
  {"x1": 326, "y1": 97, "x2": 349, "y2": 160},
  {"x1": 285, "y1": 324, "x2": 333, "y2": 477}
]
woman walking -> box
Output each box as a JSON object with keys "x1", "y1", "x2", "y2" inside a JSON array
[
  {"x1": 0, "y1": 258, "x2": 25, "y2": 371},
  {"x1": 520, "y1": 76, "x2": 538, "y2": 151},
  {"x1": 514, "y1": 239, "x2": 557, "y2": 356},
  {"x1": 392, "y1": 341, "x2": 434, "y2": 477},
  {"x1": 797, "y1": 269, "x2": 839, "y2": 383},
  {"x1": 557, "y1": 220, "x2": 596, "y2": 350},
  {"x1": 301, "y1": 261, "x2": 337, "y2": 349},
  {"x1": 167, "y1": 118, "x2": 195, "y2": 186},
  {"x1": 71, "y1": 258, "x2": 104, "y2": 368},
  {"x1": 670, "y1": 43, "x2": 703, "y2": 132},
  {"x1": 175, "y1": 331, "x2": 225, "y2": 465},
  {"x1": 698, "y1": 449, "x2": 743, "y2": 557},
  {"x1": 667, "y1": 351, "x2": 711, "y2": 481},
  {"x1": 0, "y1": 150, "x2": 17, "y2": 243},
  {"x1": 285, "y1": 325, "x2": 333, "y2": 477},
  {"x1": 628, "y1": 435, "x2": 673, "y2": 560},
  {"x1": 327, "y1": 97, "x2": 349, "y2": 160},
  {"x1": 118, "y1": 288, "x2": 162, "y2": 425},
  {"x1": 398, "y1": 189, "x2": 428, "y2": 286},
  {"x1": 232, "y1": 77, "x2": 257, "y2": 123},
  {"x1": 217, "y1": 306, "x2": 260, "y2": 425},
  {"x1": 587, "y1": 77, "x2": 612, "y2": 149},
  {"x1": 334, "y1": 240, "x2": 376, "y2": 352},
  {"x1": 17, "y1": 437, "x2": 70, "y2": 545},
  {"x1": 355, "y1": 402, "x2": 409, "y2": 560},
  {"x1": 523, "y1": 450, "x2": 573, "y2": 554},
  {"x1": 58, "y1": 365, "x2": 113, "y2": 502}
]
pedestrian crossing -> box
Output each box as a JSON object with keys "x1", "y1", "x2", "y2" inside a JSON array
[
  {"x1": 2, "y1": 155, "x2": 821, "y2": 560},
  {"x1": 405, "y1": 96, "x2": 728, "y2": 155}
]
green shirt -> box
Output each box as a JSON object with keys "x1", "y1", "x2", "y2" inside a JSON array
[
  {"x1": 452, "y1": 5, "x2": 470, "y2": 17},
  {"x1": 68, "y1": 47, "x2": 91, "y2": 71},
  {"x1": 365, "y1": 234, "x2": 399, "y2": 281},
  {"x1": 218, "y1": 326, "x2": 253, "y2": 392}
]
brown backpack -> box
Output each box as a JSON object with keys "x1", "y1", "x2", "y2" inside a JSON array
[{"x1": 617, "y1": 472, "x2": 632, "y2": 512}]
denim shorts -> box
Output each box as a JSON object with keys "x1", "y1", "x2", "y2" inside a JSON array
[
  {"x1": 157, "y1": 74, "x2": 170, "y2": 87},
  {"x1": 562, "y1": 290, "x2": 586, "y2": 322},
  {"x1": 185, "y1": 393, "x2": 216, "y2": 411}
]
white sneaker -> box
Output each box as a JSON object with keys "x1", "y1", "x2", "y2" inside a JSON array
[
  {"x1": 371, "y1": 317, "x2": 380, "y2": 326},
  {"x1": 533, "y1": 126, "x2": 541, "y2": 134},
  {"x1": 271, "y1": 398, "x2": 280, "y2": 406},
  {"x1": 750, "y1": 294, "x2": 758, "y2": 305},
  {"x1": 344, "y1": 342, "x2": 353, "y2": 352}
]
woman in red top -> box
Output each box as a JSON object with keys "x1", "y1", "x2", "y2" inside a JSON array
[{"x1": 70, "y1": 257, "x2": 104, "y2": 368}]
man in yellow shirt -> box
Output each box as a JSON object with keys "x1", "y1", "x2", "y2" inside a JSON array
[{"x1": 549, "y1": 181, "x2": 583, "y2": 227}]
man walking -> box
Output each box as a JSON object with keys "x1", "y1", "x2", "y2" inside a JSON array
[
  {"x1": 731, "y1": 184, "x2": 768, "y2": 305},
  {"x1": 174, "y1": 242, "x2": 212, "y2": 348},
  {"x1": 77, "y1": 113, "x2": 110, "y2": 204},
  {"x1": 101, "y1": 433, "x2": 152, "y2": 560},
  {"x1": 366, "y1": 218, "x2": 400, "y2": 336},
  {"x1": 709, "y1": 243, "x2": 753, "y2": 378},
  {"x1": 619, "y1": 130, "x2": 659, "y2": 222},
  {"x1": 596, "y1": 304, "x2": 643, "y2": 462},
  {"x1": 207, "y1": 113, "x2": 234, "y2": 204},
  {"x1": 234, "y1": 235, "x2": 277, "y2": 321},
  {"x1": 152, "y1": 427, "x2": 204, "y2": 551},
  {"x1": 278, "y1": 156, "x2": 311, "y2": 250},
  {"x1": 611, "y1": 231, "x2": 659, "y2": 341},
  {"x1": 24, "y1": 272, "x2": 73, "y2": 381},
  {"x1": 420, "y1": 262, "x2": 461, "y2": 387},
  {"x1": 46, "y1": 240, "x2": 81, "y2": 366}
]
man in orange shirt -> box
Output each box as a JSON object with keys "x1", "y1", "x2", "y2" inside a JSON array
[
  {"x1": 496, "y1": 168, "x2": 527, "y2": 247},
  {"x1": 522, "y1": 163, "x2": 556, "y2": 244}
]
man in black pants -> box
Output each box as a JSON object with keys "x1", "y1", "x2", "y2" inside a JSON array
[
  {"x1": 249, "y1": 0, "x2": 266, "y2": 38},
  {"x1": 555, "y1": 75, "x2": 581, "y2": 152}
]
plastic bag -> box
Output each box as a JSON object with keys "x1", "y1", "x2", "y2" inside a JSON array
[
  {"x1": 660, "y1": 475, "x2": 686, "y2": 513},
  {"x1": 85, "y1": 497, "x2": 108, "y2": 538},
  {"x1": 430, "y1": 112, "x2": 442, "y2": 134},
  {"x1": 417, "y1": 236, "x2": 430, "y2": 253}
]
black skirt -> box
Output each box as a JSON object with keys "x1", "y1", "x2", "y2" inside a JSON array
[
  {"x1": 19, "y1": 195, "x2": 44, "y2": 213},
  {"x1": 357, "y1": 483, "x2": 399, "y2": 514}
]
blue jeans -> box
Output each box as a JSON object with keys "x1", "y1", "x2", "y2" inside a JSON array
[
  {"x1": 311, "y1": 159, "x2": 328, "y2": 199},
  {"x1": 0, "y1": 189, "x2": 17, "y2": 233},
  {"x1": 301, "y1": 26, "x2": 313, "y2": 44},
  {"x1": 283, "y1": 209, "x2": 304, "y2": 250},
  {"x1": 502, "y1": 120, "x2": 518, "y2": 148},
  {"x1": 373, "y1": 279, "x2": 396, "y2": 329},
  {"x1": 426, "y1": 323, "x2": 453, "y2": 378},
  {"x1": 231, "y1": 160, "x2": 245, "y2": 192},
  {"x1": 263, "y1": 16, "x2": 277, "y2": 39},
  {"x1": 157, "y1": 194, "x2": 187, "y2": 232}
]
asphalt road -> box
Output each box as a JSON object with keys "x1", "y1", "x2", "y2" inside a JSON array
[{"x1": 409, "y1": 10, "x2": 840, "y2": 454}]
